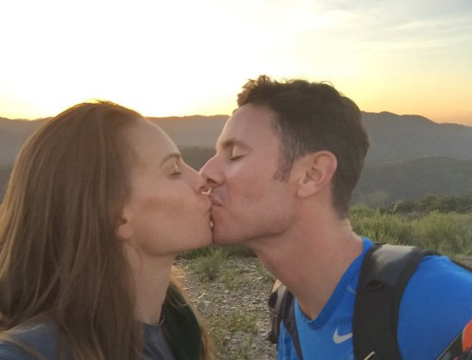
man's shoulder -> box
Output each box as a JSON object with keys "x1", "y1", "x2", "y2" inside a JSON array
[
  {"x1": 402, "y1": 253, "x2": 472, "y2": 315},
  {"x1": 398, "y1": 254, "x2": 472, "y2": 360},
  {"x1": 413, "y1": 254, "x2": 472, "y2": 288}
]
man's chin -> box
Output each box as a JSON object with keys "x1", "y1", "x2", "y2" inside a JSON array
[{"x1": 211, "y1": 228, "x2": 242, "y2": 246}]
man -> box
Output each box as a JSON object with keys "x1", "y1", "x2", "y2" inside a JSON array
[{"x1": 200, "y1": 75, "x2": 472, "y2": 360}]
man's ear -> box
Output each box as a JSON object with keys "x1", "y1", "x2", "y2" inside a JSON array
[
  {"x1": 116, "y1": 208, "x2": 134, "y2": 241},
  {"x1": 293, "y1": 151, "x2": 337, "y2": 198}
]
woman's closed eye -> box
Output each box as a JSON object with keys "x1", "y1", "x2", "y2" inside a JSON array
[{"x1": 171, "y1": 163, "x2": 182, "y2": 176}]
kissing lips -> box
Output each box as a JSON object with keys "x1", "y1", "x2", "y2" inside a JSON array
[{"x1": 209, "y1": 193, "x2": 223, "y2": 207}]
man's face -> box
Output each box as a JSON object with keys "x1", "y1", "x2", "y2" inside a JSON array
[{"x1": 200, "y1": 104, "x2": 296, "y2": 245}]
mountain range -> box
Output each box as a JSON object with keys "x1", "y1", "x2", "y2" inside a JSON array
[{"x1": 1, "y1": 112, "x2": 471, "y2": 206}]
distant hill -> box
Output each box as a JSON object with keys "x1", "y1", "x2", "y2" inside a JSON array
[
  {"x1": 2, "y1": 112, "x2": 472, "y2": 168},
  {"x1": 0, "y1": 166, "x2": 12, "y2": 200},
  {"x1": 353, "y1": 157, "x2": 472, "y2": 206},
  {"x1": 363, "y1": 112, "x2": 472, "y2": 164},
  {"x1": 0, "y1": 118, "x2": 45, "y2": 166},
  {"x1": 150, "y1": 115, "x2": 227, "y2": 147},
  {"x1": 1, "y1": 111, "x2": 472, "y2": 206},
  {"x1": 180, "y1": 147, "x2": 216, "y2": 170},
  {"x1": 0, "y1": 116, "x2": 226, "y2": 167}
]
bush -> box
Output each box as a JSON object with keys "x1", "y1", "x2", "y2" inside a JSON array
[
  {"x1": 351, "y1": 208, "x2": 414, "y2": 246},
  {"x1": 412, "y1": 212, "x2": 472, "y2": 256},
  {"x1": 179, "y1": 246, "x2": 220, "y2": 260},
  {"x1": 180, "y1": 245, "x2": 255, "y2": 260},
  {"x1": 189, "y1": 249, "x2": 227, "y2": 281},
  {"x1": 351, "y1": 207, "x2": 472, "y2": 256}
]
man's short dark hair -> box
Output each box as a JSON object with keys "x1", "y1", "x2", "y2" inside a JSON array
[{"x1": 237, "y1": 75, "x2": 370, "y2": 218}]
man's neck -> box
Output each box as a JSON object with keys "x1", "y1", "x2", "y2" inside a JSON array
[{"x1": 253, "y1": 218, "x2": 363, "y2": 320}]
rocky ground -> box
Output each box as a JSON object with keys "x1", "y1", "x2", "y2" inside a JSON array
[{"x1": 178, "y1": 256, "x2": 277, "y2": 360}]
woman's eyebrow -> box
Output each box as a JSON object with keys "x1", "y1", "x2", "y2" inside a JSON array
[{"x1": 160, "y1": 153, "x2": 181, "y2": 167}]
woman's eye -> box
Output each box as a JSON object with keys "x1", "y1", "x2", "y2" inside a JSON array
[{"x1": 171, "y1": 165, "x2": 182, "y2": 176}]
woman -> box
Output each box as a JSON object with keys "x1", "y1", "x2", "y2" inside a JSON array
[{"x1": 0, "y1": 102, "x2": 214, "y2": 360}]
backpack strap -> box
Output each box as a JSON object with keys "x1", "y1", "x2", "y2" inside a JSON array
[
  {"x1": 353, "y1": 243, "x2": 437, "y2": 360},
  {"x1": 268, "y1": 280, "x2": 304, "y2": 360}
]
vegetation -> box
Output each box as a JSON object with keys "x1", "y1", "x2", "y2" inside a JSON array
[
  {"x1": 351, "y1": 206, "x2": 472, "y2": 257},
  {"x1": 382, "y1": 193, "x2": 472, "y2": 215},
  {"x1": 353, "y1": 157, "x2": 472, "y2": 206}
]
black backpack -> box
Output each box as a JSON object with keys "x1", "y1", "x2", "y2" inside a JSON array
[{"x1": 268, "y1": 243, "x2": 472, "y2": 360}]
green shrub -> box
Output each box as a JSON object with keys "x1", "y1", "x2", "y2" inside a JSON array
[
  {"x1": 227, "y1": 309, "x2": 258, "y2": 334},
  {"x1": 189, "y1": 249, "x2": 227, "y2": 281},
  {"x1": 179, "y1": 246, "x2": 219, "y2": 260},
  {"x1": 222, "y1": 245, "x2": 256, "y2": 258},
  {"x1": 225, "y1": 338, "x2": 255, "y2": 360},
  {"x1": 351, "y1": 209, "x2": 414, "y2": 246},
  {"x1": 351, "y1": 207, "x2": 472, "y2": 256},
  {"x1": 206, "y1": 308, "x2": 258, "y2": 360},
  {"x1": 412, "y1": 212, "x2": 472, "y2": 256},
  {"x1": 221, "y1": 267, "x2": 248, "y2": 290},
  {"x1": 180, "y1": 245, "x2": 255, "y2": 260}
]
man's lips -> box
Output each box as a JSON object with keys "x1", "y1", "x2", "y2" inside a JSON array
[{"x1": 209, "y1": 194, "x2": 223, "y2": 206}]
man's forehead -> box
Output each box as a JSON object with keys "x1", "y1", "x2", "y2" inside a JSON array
[
  {"x1": 224, "y1": 105, "x2": 274, "y2": 132},
  {"x1": 216, "y1": 115, "x2": 255, "y2": 149}
]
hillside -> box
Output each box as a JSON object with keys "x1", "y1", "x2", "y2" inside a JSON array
[
  {"x1": 363, "y1": 112, "x2": 472, "y2": 164},
  {"x1": 180, "y1": 147, "x2": 216, "y2": 170},
  {"x1": 0, "y1": 116, "x2": 225, "y2": 167},
  {"x1": 150, "y1": 115, "x2": 227, "y2": 147},
  {"x1": 2, "y1": 112, "x2": 472, "y2": 167},
  {"x1": 0, "y1": 118, "x2": 45, "y2": 166},
  {"x1": 353, "y1": 157, "x2": 472, "y2": 206},
  {"x1": 0, "y1": 166, "x2": 12, "y2": 199},
  {"x1": 1, "y1": 111, "x2": 472, "y2": 205}
]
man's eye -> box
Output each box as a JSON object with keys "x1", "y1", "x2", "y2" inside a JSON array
[{"x1": 229, "y1": 155, "x2": 243, "y2": 161}]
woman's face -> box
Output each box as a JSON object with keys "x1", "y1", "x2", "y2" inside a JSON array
[{"x1": 118, "y1": 119, "x2": 212, "y2": 257}]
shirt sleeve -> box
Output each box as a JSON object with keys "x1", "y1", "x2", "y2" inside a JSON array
[{"x1": 398, "y1": 255, "x2": 472, "y2": 360}]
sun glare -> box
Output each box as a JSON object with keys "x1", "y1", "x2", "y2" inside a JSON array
[{"x1": 1, "y1": 0, "x2": 471, "y2": 125}]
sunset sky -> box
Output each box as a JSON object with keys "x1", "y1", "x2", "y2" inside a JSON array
[{"x1": 1, "y1": 0, "x2": 471, "y2": 125}]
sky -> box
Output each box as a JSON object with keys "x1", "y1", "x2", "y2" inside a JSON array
[{"x1": 1, "y1": 0, "x2": 471, "y2": 125}]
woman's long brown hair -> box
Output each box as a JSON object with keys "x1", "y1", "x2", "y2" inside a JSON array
[{"x1": 0, "y1": 102, "x2": 212, "y2": 360}]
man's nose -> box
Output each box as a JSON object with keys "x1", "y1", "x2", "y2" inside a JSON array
[{"x1": 199, "y1": 156, "x2": 224, "y2": 188}]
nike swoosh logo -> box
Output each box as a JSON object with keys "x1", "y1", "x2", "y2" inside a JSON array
[{"x1": 333, "y1": 327, "x2": 353, "y2": 344}]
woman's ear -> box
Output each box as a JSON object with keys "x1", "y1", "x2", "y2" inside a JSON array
[
  {"x1": 294, "y1": 151, "x2": 338, "y2": 198},
  {"x1": 116, "y1": 208, "x2": 133, "y2": 241}
]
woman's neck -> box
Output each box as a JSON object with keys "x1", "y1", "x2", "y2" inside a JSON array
[{"x1": 125, "y1": 246, "x2": 175, "y2": 324}]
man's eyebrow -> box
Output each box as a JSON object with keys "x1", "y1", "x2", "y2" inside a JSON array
[
  {"x1": 160, "y1": 153, "x2": 181, "y2": 167},
  {"x1": 219, "y1": 139, "x2": 251, "y2": 151}
]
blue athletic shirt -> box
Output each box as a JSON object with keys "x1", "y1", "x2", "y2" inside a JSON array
[{"x1": 277, "y1": 238, "x2": 472, "y2": 360}]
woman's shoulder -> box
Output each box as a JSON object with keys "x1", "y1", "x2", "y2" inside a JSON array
[
  {"x1": 0, "y1": 343, "x2": 35, "y2": 360},
  {"x1": 0, "y1": 322, "x2": 58, "y2": 360}
]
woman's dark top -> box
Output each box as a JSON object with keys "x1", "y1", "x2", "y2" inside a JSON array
[
  {"x1": 0, "y1": 287, "x2": 203, "y2": 360},
  {"x1": 0, "y1": 320, "x2": 176, "y2": 360}
]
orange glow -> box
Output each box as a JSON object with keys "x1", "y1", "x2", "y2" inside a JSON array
[{"x1": 1, "y1": 1, "x2": 471, "y2": 126}]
